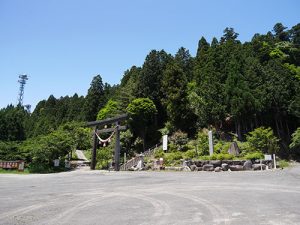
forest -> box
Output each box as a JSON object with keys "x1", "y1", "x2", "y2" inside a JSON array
[{"x1": 1, "y1": 22, "x2": 300, "y2": 172}]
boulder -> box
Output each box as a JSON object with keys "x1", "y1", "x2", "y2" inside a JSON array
[
  {"x1": 210, "y1": 160, "x2": 222, "y2": 167},
  {"x1": 222, "y1": 160, "x2": 232, "y2": 165},
  {"x1": 196, "y1": 167, "x2": 203, "y2": 171},
  {"x1": 200, "y1": 160, "x2": 209, "y2": 165},
  {"x1": 243, "y1": 160, "x2": 253, "y2": 170},
  {"x1": 228, "y1": 141, "x2": 240, "y2": 156},
  {"x1": 252, "y1": 164, "x2": 266, "y2": 171},
  {"x1": 203, "y1": 164, "x2": 214, "y2": 171},
  {"x1": 214, "y1": 167, "x2": 222, "y2": 172},
  {"x1": 183, "y1": 166, "x2": 191, "y2": 171},
  {"x1": 229, "y1": 165, "x2": 244, "y2": 171},
  {"x1": 232, "y1": 160, "x2": 244, "y2": 165},
  {"x1": 221, "y1": 163, "x2": 229, "y2": 171},
  {"x1": 194, "y1": 161, "x2": 202, "y2": 167},
  {"x1": 190, "y1": 165, "x2": 197, "y2": 171}
]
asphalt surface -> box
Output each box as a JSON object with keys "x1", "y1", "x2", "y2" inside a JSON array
[{"x1": 0, "y1": 166, "x2": 300, "y2": 225}]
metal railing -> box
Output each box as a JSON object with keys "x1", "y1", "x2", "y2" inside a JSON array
[{"x1": 120, "y1": 143, "x2": 162, "y2": 171}]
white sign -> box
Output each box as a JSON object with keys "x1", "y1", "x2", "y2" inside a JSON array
[
  {"x1": 264, "y1": 154, "x2": 272, "y2": 160},
  {"x1": 54, "y1": 159, "x2": 60, "y2": 167},
  {"x1": 18, "y1": 162, "x2": 24, "y2": 171},
  {"x1": 163, "y1": 135, "x2": 168, "y2": 151},
  {"x1": 208, "y1": 131, "x2": 214, "y2": 156}
]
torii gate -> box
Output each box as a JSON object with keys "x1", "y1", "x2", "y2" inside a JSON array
[{"x1": 87, "y1": 114, "x2": 128, "y2": 171}]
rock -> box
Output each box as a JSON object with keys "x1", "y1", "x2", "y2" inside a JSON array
[
  {"x1": 210, "y1": 160, "x2": 222, "y2": 167},
  {"x1": 228, "y1": 141, "x2": 240, "y2": 156},
  {"x1": 232, "y1": 160, "x2": 244, "y2": 165},
  {"x1": 252, "y1": 164, "x2": 266, "y2": 170},
  {"x1": 183, "y1": 166, "x2": 191, "y2": 171},
  {"x1": 214, "y1": 167, "x2": 222, "y2": 172},
  {"x1": 190, "y1": 165, "x2": 197, "y2": 171},
  {"x1": 200, "y1": 160, "x2": 209, "y2": 166},
  {"x1": 196, "y1": 167, "x2": 203, "y2": 171},
  {"x1": 243, "y1": 160, "x2": 253, "y2": 170},
  {"x1": 203, "y1": 164, "x2": 214, "y2": 171},
  {"x1": 222, "y1": 160, "x2": 232, "y2": 165},
  {"x1": 221, "y1": 163, "x2": 229, "y2": 171},
  {"x1": 229, "y1": 165, "x2": 244, "y2": 171},
  {"x1": 194, "y1": 161, "x2": 203, "y2": 167}
]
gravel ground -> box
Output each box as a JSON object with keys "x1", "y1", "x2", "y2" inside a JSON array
[{"x1": 0, "y1": 166, "x2": 300, "y2": 225}]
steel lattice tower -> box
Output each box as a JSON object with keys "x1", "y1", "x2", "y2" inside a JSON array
[{"x1": 17, "y1": 74, "x2": 29, "y2": 106}]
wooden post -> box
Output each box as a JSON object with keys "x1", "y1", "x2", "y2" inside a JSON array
[
  {"x1": 91, "y1": 127, "x2": 98, "y2": 170},
  {"x1": 114, "y1": 122, "x2": 121, "y2": 171}
]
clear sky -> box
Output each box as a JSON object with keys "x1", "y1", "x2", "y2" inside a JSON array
[{"x1": 0, "y1": 0, "x2": 299, "y2": 110}]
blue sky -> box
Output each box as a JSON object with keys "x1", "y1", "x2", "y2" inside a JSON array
[{"x1": 0, "y1": 0, "x2": 299, "y2": 110}]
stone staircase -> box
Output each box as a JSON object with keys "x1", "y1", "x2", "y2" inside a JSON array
[{"x1": 120, "y1": 143, "x2": 161, "y2": 171}]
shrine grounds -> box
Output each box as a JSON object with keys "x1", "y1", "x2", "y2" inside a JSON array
[{"x1": 0, "y1": 166, "x2": 300, "y2": 225}]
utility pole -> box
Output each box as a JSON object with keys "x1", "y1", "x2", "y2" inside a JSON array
[{"x1": 17, "y1": 74, "x2": 28, "y2": 106}]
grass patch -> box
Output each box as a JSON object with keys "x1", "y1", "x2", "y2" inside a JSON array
[
  {"x1": 0, "y1": 168, "x2": 30, "y2": 174},
  {"x1": 278, "y1": 160, "x2": 290, "y2": 168},
  {"x1": 83, "y1": 150, "x2": 91, "y2": 160}
]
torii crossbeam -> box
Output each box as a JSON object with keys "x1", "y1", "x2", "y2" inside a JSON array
[{"x1": 87, "y1": 114, "x2": 128, "y2": 171}]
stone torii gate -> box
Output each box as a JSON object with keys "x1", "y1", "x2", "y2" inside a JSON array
[{"x1": 87, "y1": 114, "x2": 127, "y2": 171}]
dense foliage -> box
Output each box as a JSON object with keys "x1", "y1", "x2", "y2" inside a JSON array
[{"x1": 1, "y1": 22, "x2": 300, "y2": 171}]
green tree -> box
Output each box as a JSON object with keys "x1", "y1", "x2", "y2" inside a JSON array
[
  {"x1": 126, "y1": 98, "x2": 157, "y2": 151},
  {"x1": 161, "y1": 62, "x2": 195, "y2": 133},
  {"x1": 83, "y1": 75, "x2": 105, "y2": 121},
  {"x1": 273, "y1": 23, "x2": 289, "y2": 41},
  {"x1": 97, "y1": 99, "x2": 121, "y2": 120},
  {"x1": 137, "y1": 50, "x2": 172, "y2": 125}
]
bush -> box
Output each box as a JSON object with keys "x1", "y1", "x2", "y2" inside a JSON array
[
  {"x1": 96, "y1": 147, "x2": 113, "y2": 169},
  {"x1": 278, "y1": 160, "x2": 290, "y2": 168},
  {"x1": 215, "y1": 153, "x2": 234, "y2": 160},
  {"x1": 196, "y1": 130, "x2": 209, "y2": 156},
  {"x1": 170, "y1": 130, "x2": 188, "y2": 151},
  {"x1": 246, "y1": 127, "x2": 279, "y2": 154},
  {"x1": 214, "y1": 141, "x2": 232, "y2": 154},
  {"x1": 166, "y1": 151, "x2": 183, "y2": 161},
  {"x1": 290, "y1": 128, "x2": 300, "y2": 150},
  {"x1": 185, "y1": 149, "x2": 197, "y2": 159},
  {"x1": 154, "y1": 149, "x2": 165, "y2": 158},
  {"x1": 244, "y1": 152, "x2": 264, "y2": 160}
]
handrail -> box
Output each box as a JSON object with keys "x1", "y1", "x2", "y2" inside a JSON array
[{"x1": 120, "y1": 142, "x2": 162, "y2": 171}]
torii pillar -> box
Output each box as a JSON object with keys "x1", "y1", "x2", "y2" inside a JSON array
[{"x1": 87, "y1": 114, "x2": 127, "y2": 171}]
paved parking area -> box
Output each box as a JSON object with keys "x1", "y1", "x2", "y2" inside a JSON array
[{"x1": 0, "y1": 166, "x2": 300, "y2": 225}]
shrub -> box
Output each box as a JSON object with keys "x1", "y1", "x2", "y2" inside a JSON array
[
  {"x1": 278, "y1": 160, "x2": 290, "y2": 168},
  {"x1": 166, "y1": 151, "x2": 183, "y2": 161},
  {"x1": 214, "y1": 141, "x2": 232, "y2": 154},
  {"x1": 184, "y1": 149, "x2": 197, "y2": 159},
  {"x1": 215, "y1": 153, "x2": 234, "y2": 160},
  {"x1": 246, "y1": 127, "x2": 279, "y2": 154},
  {"x1": 244, "y1": 152, "x2": 264, "y2": 160},
  {"x1": 96, "y1": 147, "x2": 113, "y2": 169},
  {"x1": 196, "y1": 130, "x2": 209, "y2": 156},
  {"x1": 290, "y1": 128, "x2": 300, "y2": 149},
  {"x1": 154, "y1": 149, "x2": 165, "y2": 158},
  {"x1": 170, "y1": 130, "x2": 188, "y2": 151}
]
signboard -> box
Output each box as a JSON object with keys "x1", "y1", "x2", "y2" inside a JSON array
[
  {"x1": 264, "y1": 154, "x2": 272, "y2": 160},
  {"x1": 0, "y1": 161, "x2": 24, "y2": 171},
  {"x1": 53, "y1": 159, "x2": 60, "y2": 167},
  {"x1": 163, "y1": 135, "x2": 168, "y2": 151}
]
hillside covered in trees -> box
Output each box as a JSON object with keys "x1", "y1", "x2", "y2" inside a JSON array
[{"x1": 1, "y1": 23, "x2": 300, "y2": 171}]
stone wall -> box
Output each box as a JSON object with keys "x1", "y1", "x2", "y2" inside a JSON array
[{"x1": 187, "y1": 159, "x2": 273, "y2": 172}]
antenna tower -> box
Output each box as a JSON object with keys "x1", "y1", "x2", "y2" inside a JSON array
[{"x1": 17, "y1": 74, "x2": 29, "y2": 106}]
